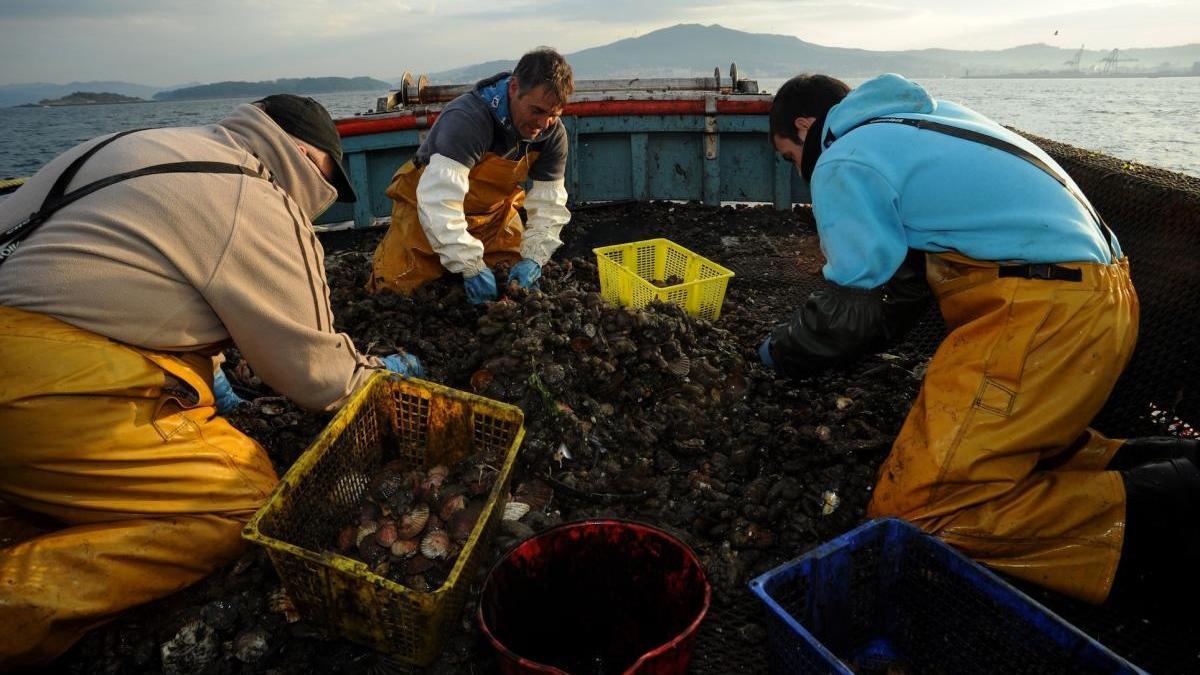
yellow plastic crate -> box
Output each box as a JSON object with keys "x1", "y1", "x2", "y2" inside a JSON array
[
  {"x1": 242, "y1": 372, "x2": 525, "y2": 665},
  {"x1": 593, "y1": 238, "x2": 735, "y2": 320}
]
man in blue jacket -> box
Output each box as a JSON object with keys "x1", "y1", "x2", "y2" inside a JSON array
[{"x1": 760, "y1": 73, "x2": 1198, "y2": 605}]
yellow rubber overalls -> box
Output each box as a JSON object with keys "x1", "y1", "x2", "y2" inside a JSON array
[
  {"x1": 367, "y1": 150, "x2": 538, "y2": 294},
  {"x1": 868, "y1": 252, "x2": 1138, "y2": 604},
  {"x1": 0, "y1": 307, "x2": 278, "y2": 667}
]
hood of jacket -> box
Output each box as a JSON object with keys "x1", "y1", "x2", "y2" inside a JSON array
[
  {"x1": 823, "y1": 73, "x2": 936, "y2": 145},
  {"x1": 217, "y1": 103, "x2": 337, "y2": 221},
  {"x1": 474, "y1": 72, "x2": 520, "y2": 140}
]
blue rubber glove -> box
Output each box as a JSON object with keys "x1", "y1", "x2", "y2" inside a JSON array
[
  {"x1": 464, "y1": 269, "x2": 498, "y2": 305},
  {"x1": 758, "y1": 337, "x2": 776, "y2": 370},
  {"x1": 382, "y1": 353, "x2": 425, "y2": 378},
  {"x1": 212, "y1": 367, "x2": 247, "y2": 413},
  {"x1": 507, "y1": 258, "x2": 542, "y2": 289}
]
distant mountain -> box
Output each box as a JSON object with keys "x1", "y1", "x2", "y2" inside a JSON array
[
  {"x1": 155, "y1": 76, "x2": 391, "y2": 101},
  {"x1": 421, "y1": 23, "x2": 1200, "y2": 83},
  {"x1": 0, "y1": 80, "x2": 171, "y2": 108}
]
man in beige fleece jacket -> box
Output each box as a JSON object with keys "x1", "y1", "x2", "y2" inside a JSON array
[{"x1": 0, "y1": 95, "x2": 419, "y2": 667}]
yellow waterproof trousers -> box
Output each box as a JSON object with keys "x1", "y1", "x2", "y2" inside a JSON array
[
  {"x1": 868, "y1": 253, "x2": 1138, "y2": 604},
  {"x1": 367, "y1": 151, "x2": 538, "y2": 294},
  {"x1": 0, "y1": 307, "x2": 278, "y2": 668}
]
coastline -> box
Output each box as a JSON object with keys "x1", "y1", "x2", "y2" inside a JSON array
[{"x1": 964, "y1": 71, "x2": 1199, "y2": 80}]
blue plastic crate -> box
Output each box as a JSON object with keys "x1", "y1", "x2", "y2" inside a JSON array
[{"x1": 748, "y1": 518, "x2": 1144, "y2": 674}]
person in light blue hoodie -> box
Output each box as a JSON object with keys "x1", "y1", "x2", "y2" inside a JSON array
[{"x1": 761, "y1": 73, "x2": 1198, "y2": 606}]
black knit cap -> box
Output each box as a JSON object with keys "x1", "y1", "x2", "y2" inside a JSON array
[{"x1": 256, "y1": 94, "x2": 357, "y2": 202}]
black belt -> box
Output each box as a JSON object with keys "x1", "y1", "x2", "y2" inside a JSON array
[{"x1": 997, "y1": 263, "x2": 1082, "y2": 282}]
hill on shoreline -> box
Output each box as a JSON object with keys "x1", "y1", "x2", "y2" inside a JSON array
[
  {"x1": 0, "y1": 80, "x2": 174, "y2": 108},
  {"x1": 35, "y1": 91, "x2": 145, "y2": 106},
  {"x1": 4, "y1": 24, "x2": 1197, "y2": 106},
  {"x1": 153, "y1": 76, "x2": 390, "y2": 101},
  {"x1": 419, "y1": 23, "x2": 1200, "y2": 83}
]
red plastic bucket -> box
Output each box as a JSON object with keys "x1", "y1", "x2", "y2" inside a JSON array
[{"x1": 479, "y1": 519, "x2": 711, "y2": 674}]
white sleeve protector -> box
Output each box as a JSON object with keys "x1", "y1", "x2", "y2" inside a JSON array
[
  {"x1": 415, "y1": 153, "x2": 486, "y2": 276},
  {"x1": 521, "y1": 178, "x2": 571, "y2": 265}
]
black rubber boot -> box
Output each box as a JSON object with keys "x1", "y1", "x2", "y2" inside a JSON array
[
  {"x1": 1108, "y1": 457, "x2": 1200, "y2": 607},
  {"x1": 1107, "y1": 436, "x2": 1199, "y2": 471}
]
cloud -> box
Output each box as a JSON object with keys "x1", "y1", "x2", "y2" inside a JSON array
[
  {"x1": 0, "y1": 1, "x2": 1195, "y2": 85},
  {"x1": 456, "y1": 0, "x2": 728, "y2": 23},
  {"x1": 0, "y1": 0, "x2": 149, "y2": 19}
]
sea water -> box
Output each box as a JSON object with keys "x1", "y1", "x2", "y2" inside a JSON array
[{"x1": 1, "y1": 76, "x2": 1197, "y2": 179}]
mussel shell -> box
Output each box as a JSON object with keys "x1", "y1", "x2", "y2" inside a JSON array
[
  {"x1": 404, "y1": 574, "x2": 432, "y2": 593},
  {"x1": 448, "y1": 502, "x2": 483, "y2": 541},
  {"x1": 359, "y1": 501, "x2": 381, "y2": 522},
  {"x1": 466, "y1": 471, "x2": 496, "y2": 496},
  {"x1": 370, "y1": 467, "x2": 413, "y2": 506},
  {"x1": 359, "y1": 541, "x2": 388, "y2": 567},
  {"x1": 405, "y1": 552, "x2": 436, "y2": 574},
  {"x1": 514, "y1": 479, "x2": 553, "y2": 512}
]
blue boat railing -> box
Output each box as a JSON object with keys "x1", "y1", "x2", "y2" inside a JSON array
[{"x1": 321, "y1": 94, "x2": 809, "y2": 229}]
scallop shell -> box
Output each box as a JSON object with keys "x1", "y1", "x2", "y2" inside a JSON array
[
  {"x1": 470, "y1": 369, "x2": 493, "y2": 392},
  {"x1": 835, "y1": 396, "x2": 854, "y2": 410},
  {"x1": 420, "y1": 529, "x2": 451, "y2": 559},
  {"x1": 374, "y1": 520, "x2": 397, "y2": 547},
  {"x1": 268, "y1": 588, "x2": 300, "y2": 623},
  {"x1": 259, "y1": 402, "x2": 286, "y2": 416},
  {"x1": 337, "y1": 525, "x2": 356, "y2": 552},
  {"x1": 821, "y1": 490, "x2": 841, "y2": 516},
  {"x1": 502, "y1": 500, "x2": 531, "y2": 522},
  {"x1": 439, "y1": 493, "x2": 467, "y2": 521},
  {"x1": 667, "y1": 355, "x2": 691, "y2": 377},
  {"x1": 390, "y1": 538, "x2": 419, "y2": 558},
  {"x1": 815, "y1": 425, "x2": 833, "y2": 442},
  {"x1": 355, "y1": 521, "x2": 379, "y2": 548},
  {"x1": 423, "y1": 465, "x2": 449, "y2": 491},
  {"x1": 397, "y1": 504, "x2": 430, "y2": 539}
]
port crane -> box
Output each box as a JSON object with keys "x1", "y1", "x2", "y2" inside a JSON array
[
  {"x1": 1063, "y1": 45, "x2": 1085, "y2": 72},
  {"x1": 1100, "y1": 48, "x2": 1138, "y2": 74}
]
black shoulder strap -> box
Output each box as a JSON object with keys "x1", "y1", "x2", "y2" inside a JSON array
[
  {"x1": 836, "y1": 116, "x2": 1118, "y2": 259},
  {"x1": 44, "y1": 128, "x2": 145, "y2": 204},
  {"x1": 1, "y1": 130, "x2": 264, "y2": 264}
]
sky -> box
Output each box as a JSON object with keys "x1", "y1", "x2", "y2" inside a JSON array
[{"x1": 0, "y1": 0, "x2": 1197, "y2": 86}]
